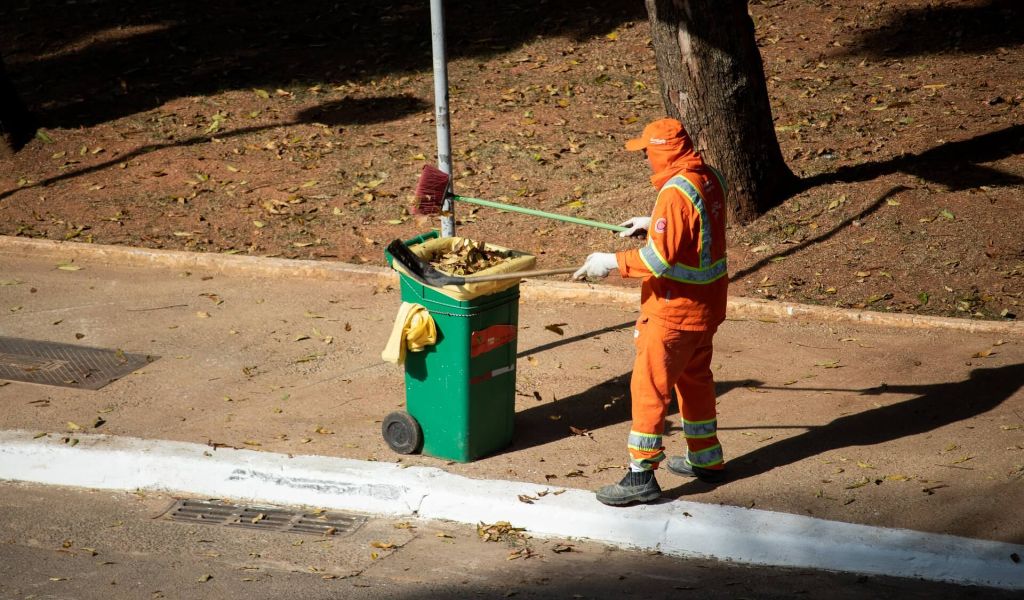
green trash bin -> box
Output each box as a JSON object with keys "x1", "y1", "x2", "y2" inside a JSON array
[{"x1": 383, "y1": 232, "x2": 524, "y2": 462}]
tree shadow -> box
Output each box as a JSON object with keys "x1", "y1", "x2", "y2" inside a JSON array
[
  {"x1": 297, "y1": 95, "x2": 429, "y2": 127},
  {"x1": 799, "y1": 124, "x2": 1024, "y2": 192},
  {"x1": 0, "y1": 94, "x2": 426, "y2": 201},
  {"x1": 664, "y1": 362, "x2": 1023, "y2": 498},
  {"x1": 730, "y1": 185, "x2": 908, "y2": 284},
  {"x1": 839, "y1": 0, "x2": 1024, "y2": 59},
  {"x1": 0, "y1": 0, "x2": 644, "y2": 129},
  {"x1": 509, "y1": 372, "x2": 762, "y2": 453}
]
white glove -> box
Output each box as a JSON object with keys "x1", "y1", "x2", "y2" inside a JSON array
[
  {"x1": 618, "y1": 216, "x2": 652, "y2": 238},
  {"x1": 573, "y1": 252, "x2": 618, "y2": 280}
]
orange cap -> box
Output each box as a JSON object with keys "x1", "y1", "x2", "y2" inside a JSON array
[{"x1": 624, "y1": 118, "x2": 689, "y2": 151}]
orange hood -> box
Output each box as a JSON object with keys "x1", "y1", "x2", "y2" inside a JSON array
[{"x1": 648, "y1": 135, "x2": 705, "y2": 189}]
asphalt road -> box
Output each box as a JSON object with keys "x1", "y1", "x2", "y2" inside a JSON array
[{"x1": 0, "y1": 482, "x2": 1012, "y2": 600}]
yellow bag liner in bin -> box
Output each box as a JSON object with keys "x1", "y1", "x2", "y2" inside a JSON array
[{"x1": 395, "y1": 236, "x2": 536, "y2": 301}]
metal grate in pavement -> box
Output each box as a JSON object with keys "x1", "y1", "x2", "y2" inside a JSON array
[
  {"x1": 0, "y1": 336, "x2": 154, "y2": 390},
  {"x1": 165, "y1": 499, "x2": 367, "y2": 536}
]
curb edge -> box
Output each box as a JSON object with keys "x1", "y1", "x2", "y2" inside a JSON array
[
  {"x1": 1, "y1": 431, "x2": 1022, "y2": 590},
  {"x1": 1, "y1": 236, "x2": 1020, "y2": 335}
]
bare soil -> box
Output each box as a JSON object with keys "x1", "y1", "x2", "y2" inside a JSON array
[{"x1": 0, "y1": 0, "x2": 1021, "y2": 320}]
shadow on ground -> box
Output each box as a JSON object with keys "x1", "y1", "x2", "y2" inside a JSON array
[
  {"x1": 510, "y1": 372, "x2": 760, "y2": 452},
  {"x1": 0, "y1": 0, "x2": 642, "y2": 128},
  {"x1": 665, "y1": 362, "x2": 1023, "y2": 494},
  {"x1": 800, "y1": 124, "x2": 1024, "y2": 193},
  {"x1": 0, "y1": 94, "x2": 428, "y2": 201},
  {"x1": 841, "y1": 0, "x2": 1024, "y2": 59}
]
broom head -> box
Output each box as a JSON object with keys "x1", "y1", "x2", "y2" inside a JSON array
[{"x1": 412, "y1": 164, "x2": 451, "y2": 215}]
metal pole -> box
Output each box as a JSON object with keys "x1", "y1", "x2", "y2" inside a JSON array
[{"x1": 429, "y1": 0, "x2": 455, "y2": 237}]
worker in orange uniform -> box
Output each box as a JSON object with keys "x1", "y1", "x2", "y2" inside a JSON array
[{"x1": 573, "y1": 118, "x2": 729, "y2": 506}]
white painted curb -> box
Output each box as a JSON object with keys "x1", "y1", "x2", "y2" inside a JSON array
[{"x1": 1, "y1": 431, "x2": 1021, "y2": 589}]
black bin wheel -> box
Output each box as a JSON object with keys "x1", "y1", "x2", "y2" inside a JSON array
[{"x1": 382, "y1": 411, "x2": 423, "y2": 455}]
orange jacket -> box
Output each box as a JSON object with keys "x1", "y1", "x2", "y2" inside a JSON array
[{"x1": 615, "y1": 142, "x2": 729, "y2": 331}]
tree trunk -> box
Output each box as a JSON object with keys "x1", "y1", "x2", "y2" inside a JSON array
[
  {"x1": 645, "y1": 0, "x2": 797, "y2": 224},
  {"x1": 0, "y1": 55, "x2": 34, "y2": 159}
]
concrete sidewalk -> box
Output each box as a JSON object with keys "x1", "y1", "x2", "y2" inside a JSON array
[{"x1": 1, "y1": 240, "x2": 1022, "y2": 585}]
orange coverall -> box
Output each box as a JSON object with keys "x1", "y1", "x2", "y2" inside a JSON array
[{"x1": 615, "y1": 135, "x2": 729, "y2": 473}]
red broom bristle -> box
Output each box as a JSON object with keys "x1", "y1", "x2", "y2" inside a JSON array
[{"x1": 412, "y1": 164, "x2": 451, "y2": 215}]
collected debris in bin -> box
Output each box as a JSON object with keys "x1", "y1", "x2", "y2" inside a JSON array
[{"x1": 429, "y1": 238, "x2": 512, "y2": 276}]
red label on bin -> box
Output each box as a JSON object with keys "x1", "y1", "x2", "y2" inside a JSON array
[{"x1": 470, "y1": 325, "x2": 517, "y2": 358}]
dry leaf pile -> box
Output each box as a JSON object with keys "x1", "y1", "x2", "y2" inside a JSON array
[
  {"x1": 429, "y1": 239, "x2": 512, "y2": 276},
  {"x1": 477, "y1": 520, "x2": 528, "y2": 544}
]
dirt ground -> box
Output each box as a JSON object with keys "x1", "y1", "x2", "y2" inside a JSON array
[{"x1": 0, "y1": 0, "x2": 1022, "y2": 320}]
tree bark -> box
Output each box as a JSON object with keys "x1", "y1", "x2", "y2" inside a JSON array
[
  {"x1": 0, "y1": 55, "x2": 35, "y2": 159},
  {"x1": 645, "y1": 0, "x2": 797, "y2": 224}
]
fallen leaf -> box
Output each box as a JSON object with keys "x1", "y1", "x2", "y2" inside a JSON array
[
  {"x1": 544, "y1": 323, "x2": 568, "y2": 335},
  {"x1": 569, "y1": 426, "x2": 593, "y2": 438},
  {"x1": 56, "y1": 262, "x2": 82, "y2": 271},
  {"x1": 517, "y1": 494, "x2": 536, "y2": 504},
  {"x1": 66, "y1": 422, "x2": 81, "y2": 431},
  {"x1": 197, "y1": 574, "x2": 213, "y2": 583},
  {"x1": 826, "y1": 195, "x2": 847, "y2": 211},
  {"x1": 371, "y1": 541, "x2": 396, "y2": 549},
  {"x1": 971, "y1": 349, "x2": 994, "y2": 358},
  {"x1": 845, "y1": 477, "x2": 870, "y2": 489},
  {"x1": 196, "y1": 311, "x2": 211, "y2": 318}
]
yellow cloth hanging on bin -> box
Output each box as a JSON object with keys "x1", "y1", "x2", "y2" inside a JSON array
[{"x1": 381, "y1": 302, "x2": 437, "y2": 364}]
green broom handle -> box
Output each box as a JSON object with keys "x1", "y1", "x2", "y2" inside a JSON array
[{"x1": 453, "y1": 195, "x2": 626, "y2": 233}]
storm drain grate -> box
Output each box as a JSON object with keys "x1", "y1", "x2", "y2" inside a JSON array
[
  {"x1": 0, "y1": 336, "x2": 154, "y2": 390},
  {"x1": 165, "y1": 499, "x2": 367, "y2": 536}
]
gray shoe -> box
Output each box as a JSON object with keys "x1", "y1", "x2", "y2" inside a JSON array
[
  {"x1": 596, "y1": 470, "x2": 661, "y2": 506},
  {"x1": 665, "y1": 456, "x2": 726, "y2": 483}
]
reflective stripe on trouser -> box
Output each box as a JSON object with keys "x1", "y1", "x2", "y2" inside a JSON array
[{"x1": 628, "y1": 317, "x2": 723, "y2": 472}]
